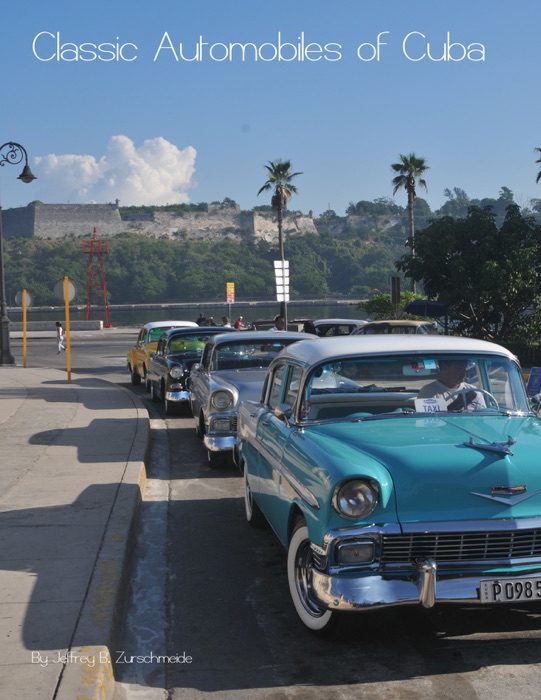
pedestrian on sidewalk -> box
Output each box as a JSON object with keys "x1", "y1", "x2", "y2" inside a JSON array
[{"x1": 55, "y1": 321, "x2": 66, "y2": 353}]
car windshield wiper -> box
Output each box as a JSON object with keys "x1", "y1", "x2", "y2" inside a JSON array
[
  {"x1": 351, "y1": 411, "x2": 417, "y2": 422},
  {"x1": 352, "y1": 408, "x2": 521, "y2": 422}
]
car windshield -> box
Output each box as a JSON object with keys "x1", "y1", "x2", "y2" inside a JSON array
[
  {"x1": 149, "y1": 327, "x2": 179, "y2": 342},
  {"x1": 213, "y1": 340, "x2": 294, "y2": 370},
  {"x1": 300, "y1": 353, "x2": 530, "y2": 421},
  {"x1": 168, "y1": 335, "x2": 208, "y2": 354}
]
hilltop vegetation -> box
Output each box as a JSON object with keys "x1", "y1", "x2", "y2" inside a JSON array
[{"x1": 4, "y1": 187, "x2": 541, "y2": 310}]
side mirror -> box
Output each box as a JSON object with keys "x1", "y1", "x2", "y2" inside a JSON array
[
  {"x1": 274, "y1": 402, "x2": 293, "y2": 423},
  {"x1": 530, "y1": 393, "x2": 541, "y2": 414}
]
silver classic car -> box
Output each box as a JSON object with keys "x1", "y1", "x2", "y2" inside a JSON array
[
  {"x1": 237, "y1": 334, "x2": 541, "y2": 633},
  {"x1": 189, "y1": 330, "x2": 311, "y2": 466}
]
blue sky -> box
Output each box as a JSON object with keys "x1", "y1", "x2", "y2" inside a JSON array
[{"x1": 1, "y1": 0, "x2": 539, "y2": 216}]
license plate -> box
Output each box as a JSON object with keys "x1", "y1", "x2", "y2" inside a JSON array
[{"x1": 480, "y1": 577, "x2": 541, "y2": 603}]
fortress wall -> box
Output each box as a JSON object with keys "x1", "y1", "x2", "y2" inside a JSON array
[
  {"x1": 33, "y1": 204, "x2": 124, "y2": 238},
  {"x1": 2, "y1": 206, "x2": 36, "y2": 239},
  {"x1": 1, "y1": 203, "x2": 124, "y2": 239},
  {"x1": 1, "y1": 203, "x2": 323, "y2": 241}
]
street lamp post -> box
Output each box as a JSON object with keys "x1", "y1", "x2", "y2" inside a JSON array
[{"x1": 0, "y1": 142, "x2": 36, "y2": 365}]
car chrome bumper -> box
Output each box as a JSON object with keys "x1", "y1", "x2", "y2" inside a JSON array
[
  {"x1": 204, "y1": 435, "x2": 237, "y2": 453},
  {"x1": 310, "y1": 560, "x2": 536, "y2": 611},
  {"x1": 165, "y1": 390, "x2": 190, "y2": 402}
]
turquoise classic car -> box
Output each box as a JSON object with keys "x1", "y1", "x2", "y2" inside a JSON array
[{"x1": 237, "y1": 335, "x2": 541, "y2": 633}]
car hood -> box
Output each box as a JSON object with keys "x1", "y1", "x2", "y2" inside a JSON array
[
  {"x1": 167, "y1": 353, "x2": 202, "y2": 367},
  {"x1": 308, "y1": 414, "x2": 541, "y2": 524},
  {"x1": 213, "y1": 369, "x2": 267, "y2": 404}
]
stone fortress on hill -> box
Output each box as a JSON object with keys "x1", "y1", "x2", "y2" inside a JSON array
[{"x1": 1, "y1": 200, "x2": 327, "y2": 243}]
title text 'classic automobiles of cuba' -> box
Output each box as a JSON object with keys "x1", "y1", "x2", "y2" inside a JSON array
[
  {"x1": 237, "y1": 334, "x2": 541, "y2": 633},
  {"x1": 189, "y1": 330, "x2": 312, "y2": 467},
  {"x1": 126, "y1": 320, "x2": 198, "y2": 386},
  {"x1": 146, "y1": 326, "x2": 238, "y2": 414}
]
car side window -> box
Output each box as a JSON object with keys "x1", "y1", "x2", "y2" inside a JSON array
[
  {"x1": 285, "y1": 366, "x2": 303, "y2": 411},
  {"x1": 268, "y1": 364, "x2": 288, "y2": 411},
  {"x1": 200, "y1": 344, "x2": 213, "y2": 369}
]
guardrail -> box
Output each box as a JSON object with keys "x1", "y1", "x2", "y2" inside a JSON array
[{"x1": 9, "y1": 320, "x2": 104, "y2": 332}]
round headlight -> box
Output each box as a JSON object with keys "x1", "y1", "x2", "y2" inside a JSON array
[
  {"x1": 211, "y1": 390, "x2": 234, "y2": 411},
  {"x1": 333, "y1": 480, "x2": 378, "y2": 520},
  {"x1": 169, "y1": 366, "x2": 184, "y2": 379}
]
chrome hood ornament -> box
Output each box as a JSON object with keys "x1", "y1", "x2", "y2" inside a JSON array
[{"x1": 464, "y1": 436, "x2": 516, "y2": 456}]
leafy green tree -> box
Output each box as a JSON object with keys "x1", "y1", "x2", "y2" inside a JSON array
[
  {"x1": 437, "y1": 188, "x2": 470, "y2": 218},
  {"x1": 397, "y1": 204, "x2": 541, "y2": 342},
  {"x1": 357, "y1": 290, "x2": 422, "y2": 319},
  {"x1": 391, "y1": 153, "x2": 429, "y2": 292}
]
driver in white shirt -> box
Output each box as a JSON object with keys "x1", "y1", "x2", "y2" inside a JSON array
[{"x1": 417, "y1": 359, "x2": 485, "y2": 411}]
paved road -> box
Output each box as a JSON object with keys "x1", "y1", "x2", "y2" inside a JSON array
[{"x1": 11, "y1": 329, "x2": 541, "y2": 700}]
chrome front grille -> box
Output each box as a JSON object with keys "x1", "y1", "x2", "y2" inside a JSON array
[{"x1": 381, "y1": 530, "x2": 541, "y2": 563}]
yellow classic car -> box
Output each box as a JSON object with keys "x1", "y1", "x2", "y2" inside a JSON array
[{"x1": 126, "y1": 320, "x2": 198, "y2": 386}]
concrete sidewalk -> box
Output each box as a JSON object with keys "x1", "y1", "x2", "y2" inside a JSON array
[{"x1": 0, "y1": 367, "x2": 149, "y2": 700}]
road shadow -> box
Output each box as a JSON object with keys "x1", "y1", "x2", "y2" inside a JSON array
[{"x1": 0, "y1": 482, "x2": 141, "y2": 655}]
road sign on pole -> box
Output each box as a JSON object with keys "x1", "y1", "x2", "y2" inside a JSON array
[{"x1": 274, "y1": 260, "x2": 289, "y2": 302}]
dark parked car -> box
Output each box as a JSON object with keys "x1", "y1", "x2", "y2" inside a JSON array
[
  {"x1": 126, "y1": 320, "x2": 198, "y2": 387},
  {"x1": 146, "y1": 326, "x2": 238, "y2": 414}
]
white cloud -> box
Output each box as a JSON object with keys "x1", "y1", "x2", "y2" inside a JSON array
[{"x1": 33, "y1": 135, "x2": 197, "y2": 206}]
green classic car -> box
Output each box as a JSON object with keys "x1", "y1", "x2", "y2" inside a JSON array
[
  {"x1": 126, "y1": 320, "x2": 198, "y2": 386},
  {"x1": 237, "y1": 335, "x2": 541, "y2": 633}
]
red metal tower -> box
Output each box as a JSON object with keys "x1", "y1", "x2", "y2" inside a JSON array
[{"x1": 81, "y1": 228, "x2": 112, "y2": 328}]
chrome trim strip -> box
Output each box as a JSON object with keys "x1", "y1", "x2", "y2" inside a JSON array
[
  {"x1": 400, "y1": 517, "x2": 541, "y2": 533},
  {"x1": 280, "y1": 466, "x2": 320, "y2": 509},
  {"x1": 257, "y1": 440, "x2": 319, "y2": 510},
  {"x1": 470, "y1": 489, "x2": 541, "y2": 506}
]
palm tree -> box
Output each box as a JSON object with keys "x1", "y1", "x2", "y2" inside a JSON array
[
  {"x1": 391, "y1": 153, "x2": 429, "y2": 292},
  {"x1": 535, "y1": 148, "x2": 541, "y2": 183},
  {"x1": 257, "y1": 159, "x2": 302, "y2": 321}
]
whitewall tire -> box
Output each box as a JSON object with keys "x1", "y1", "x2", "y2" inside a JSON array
[{"x1": 287, "y1": 522, "x2": 335, "y2": 633}]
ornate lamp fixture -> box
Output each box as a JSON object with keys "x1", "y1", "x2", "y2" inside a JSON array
[{"x1": 0, "y1": 141, "x2": 36, "y2": 365}]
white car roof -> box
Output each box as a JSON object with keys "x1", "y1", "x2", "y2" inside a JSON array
[
  {"x1": 142, "y1": 320, "x2": 198, "y2": 330},
  {"x1": 276, "y1": 334, "x2": 518, "y2": 366},
  {"x1": 313, "y1": 318, "x2": 368, "y2": 325},
  {"x1": 208, "y1": 330, "x2": 309, "y2": 344}
]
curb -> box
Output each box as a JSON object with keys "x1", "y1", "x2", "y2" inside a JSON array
[{"x1": 54, "y1": 382, "x2": 150, "y2": 700}]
